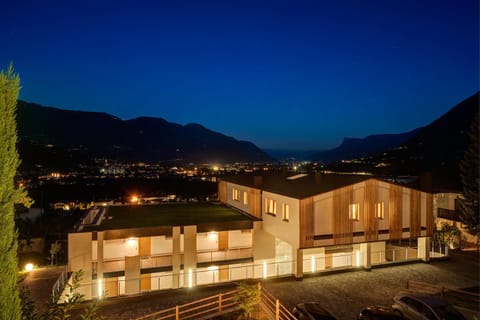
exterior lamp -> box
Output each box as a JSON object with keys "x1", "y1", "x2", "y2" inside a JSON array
[{"x1": 24, "y1": 263, "x2": 34, "y2": 272}]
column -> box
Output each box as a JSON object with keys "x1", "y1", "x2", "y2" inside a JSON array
[
  {"x1": 172, "y1": 226, "x2": 181, "y2": 289},
  {"x1": 96, "y1": 231, "x2": 104, "y2": 298},
  {"x1": 125, "y1": 256, "x2": 140, "y2": 295},
  {"x1": 295, "y1": 248, "x2": 303, "y2": 280},
  {"x1": 417, "y1": 236, "x2": 431, "y2": 262},
  {"x1": 360, "y1": 243, "x2": 371, "y2": 269},
  {"x1": 183, "y1": 225, "x2": 197, "y2": 287}
]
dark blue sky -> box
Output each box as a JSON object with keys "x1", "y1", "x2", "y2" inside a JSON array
[{"x1": 2, "y1": 0, "x2": 478, "y2": 150}]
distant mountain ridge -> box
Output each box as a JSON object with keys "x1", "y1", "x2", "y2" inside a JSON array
[
  {"x1": 16, "y1": 101, "x2": 273, "y2": 164},
  {"x1": 311, "y1": 128, "x2": 422, "y2": 163},
  {"x1": 326, "y1": 92, "x2": 479, "y2": 191}
]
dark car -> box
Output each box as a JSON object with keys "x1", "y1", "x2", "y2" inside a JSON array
[
  {"x1": 292, "y1": 302, "x2": 336, "y2": 320},
  {"x1": 392, "y1": 292, "x2": 466, "y2": 320},
  {"x1": 358, "y1": 305, "x2": 404, "y2": 320}
]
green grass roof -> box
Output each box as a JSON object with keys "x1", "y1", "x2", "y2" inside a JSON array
[{"x1": 93, "y1": 203, "x2": 252, "y2": 230}]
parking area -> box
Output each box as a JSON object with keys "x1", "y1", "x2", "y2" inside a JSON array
[{"x1": 43, "y1": 250, "x2": 479, "y2": 319}]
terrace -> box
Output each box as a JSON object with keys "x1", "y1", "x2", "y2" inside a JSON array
[{"x1": 81, "y1": 202, "x2": 255, "y2": 232}]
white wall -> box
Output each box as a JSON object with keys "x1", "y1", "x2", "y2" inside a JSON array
[
  {"x1": 229, "y1": 230, "x2": 252, "y2": 248},
  {"x1": 225, "y1": 182, "x2": 252, "y2": 213},
  {"x1": 197, "y1": 232, "x2": 219, "y2": 251},
  {"x1": 103, "y1": 238, "x2": 138, "y2": 259},
  {"x1": 261, "y1": 191, "x2": 300, "y2": 250},
  {"x1": 151, "y1": 236, "x2": 173, "y2": 255}
]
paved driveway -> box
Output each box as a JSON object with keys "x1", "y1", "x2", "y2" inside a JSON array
[{"x1": 62, "y1": 251, "x2": 480, "y2": 319}]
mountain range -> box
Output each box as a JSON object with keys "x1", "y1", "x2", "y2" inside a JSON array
[
  {"x1": 16, "y1": 101, "x2": 273, "y2": 167},
  {"x1": 15, "y1": 92, "x2": 478, "y2": 183}
]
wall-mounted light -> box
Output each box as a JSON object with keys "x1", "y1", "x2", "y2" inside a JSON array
[
  {"x1": 208, "y1": 231, "x2": 218, "y2": 241},
  {"x1": 126, "y1": 237, "x2": 137, "y2": 247},
  {"x1": 311, "y1": 256, "x2": 316, "y2": 273},
  {"x1": 24, "y1": 263, "x2": 34, "y2": 272}
]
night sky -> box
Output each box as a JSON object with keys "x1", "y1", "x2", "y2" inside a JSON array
[{"x1": 2, "y1": 0, "x2": 478, "y2": 150}]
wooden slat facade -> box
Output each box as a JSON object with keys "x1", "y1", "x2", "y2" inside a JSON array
[
  {"x1": 410, "y1": 190, "x2": 421, "y2": 238},
  {"x1": 426, "y1": 193, "x2": 434, "y2": 236},
  {"x1": 364, "y1": 180, "x2": 378, "y2": 242},
  {"x1": 139, "y1": 237, "x2": 151, "y2": 256},
  {"x1": 141, "y1": 273, "x2": 151, "y2": 291},
  {"x1": 218, "y1": 231, "x2": 228, "y2": 250},
  {"x1": 218, "y1": 181, "x2": 227, "y2": 203},
  {"x1": 389, "y1": 184, "x2": 403, "y2": 239},
  {"x1": 299, "y1": 197, "x2": 314, "y2": 248},
  {"x1": 249, "y1": 188, "x2": 262, "y2": 219},
  {"x1": 333, "y1": 186, "x2": 353, "y2": 245}
]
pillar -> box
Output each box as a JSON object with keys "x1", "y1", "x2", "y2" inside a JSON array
[
  {"x1": 95, "y1": 231, "x2": 104, "y2": 298},
  {"x1": 172, "y1": 226, "x2": 181, "y2": 288},
  {"x1": 295, "y1": 249, "x2": 303, "y2": 280},
  {"x1": 125, "y1": 256, "x2": 140, "y2": 295},
  {"x1": 360, "y1": 243, "x2": 371, "y2": 269},
  {"x1": 417, "y1": 236, "x2": 431, "y2": 262},
  {"x1": 183, "y1": 225, "x2": 197, "y2": 287}
]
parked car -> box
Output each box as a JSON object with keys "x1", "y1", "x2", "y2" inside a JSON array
[
  {"x1": 392, "y1": 292, "x2": 466, "y2": 320},
  {"x1": 357, "y1": 305, "x2": 404, "y2": 319},
  {"x1": 292, "y1": 302, "x2": 336, "y2": 320}
]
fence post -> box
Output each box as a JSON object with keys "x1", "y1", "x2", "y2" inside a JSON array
[
  {"x1": 276, "y1": 299, "x2": 280, "y2": 320},
  {"x1": 219, "y1": 293, "x2": 222, "y2": 312},
  {"x1": 176, "y1": 305, "x2": 179, "y2": 320}
]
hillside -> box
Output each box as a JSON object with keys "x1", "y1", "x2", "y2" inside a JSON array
[{"x1": 16, "y1": 101, "x2": 273, "y2": 165}]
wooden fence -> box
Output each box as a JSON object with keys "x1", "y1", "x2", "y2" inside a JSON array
[{"x1": 134, "y1": 283, "x2": 297, "y2": 320}]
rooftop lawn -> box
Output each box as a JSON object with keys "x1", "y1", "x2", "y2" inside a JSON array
[{"x1": 95, "y1": 203, "x2": 251, "y2": 230}]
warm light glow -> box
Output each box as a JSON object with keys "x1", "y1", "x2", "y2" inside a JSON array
[
  {"x1": 263, "y1": 261, "x2": 267, "y2": 279},
  {"x1": 355, "y1": 250, "x2": 361, "y2": 267},
  {"x1": 24, "y1": 263, "x2": 34, "y2": 272},
  {"x1": 98, "y1": 279, "x2": 103, "y2": 298},
  {"x1": 212, "y1": 166, "x2": 219, "y2": 171},
  {"x1": 350, "y1": 203, "x2": 360, "y2": 221},
  {"x1": 207, "y1": 265, "x2": 218, "y2": 271},
  {"x1": 311, "y1": 256, "x2": 316, "y2": 272},
  {"x1": 130, "y1": 195, "x2": 139, "y2": 203},
  {"x1": 376, "y1": 202, "x2": 385, "y2": 219},
  {"x1": 208, "y1": 231, "x2": 218, "y2": 241},
  {"x1": 126, "y1": 237, "x2": 137, "y2": 247},
  {"x1": 188, "y1": 268, "x2": 193, "y2": 288},
  {"x1": 102, "y1": 202, "x2": 107, "y2": 207}
]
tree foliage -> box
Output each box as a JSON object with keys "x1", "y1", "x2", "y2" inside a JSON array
[
  {"x1": 458, "y1": 112, "x2": 479, "y2": 242},
  {"x1": 233, "y1": 282, "x2": 261, "y2": 320},
  {"x1": 0, "y1": 63, "x2": 25, "y2": 320}
]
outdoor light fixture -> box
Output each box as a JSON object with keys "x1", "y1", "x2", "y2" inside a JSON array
[
  {"x1": 126, "y1": 237, "x2": 137, "y2": 247},
  {"x1": 355, "y1": 250, "x2": 361, "y2": 267},
  {"x1": 98, "y1": 279, "x2": 103, "y2": 298},
  {"x1": 130, "y1": 195, "x2": 139, "y2": 203},
  {"x1": 24, "y1": 263, "x2": 34, "y2": 272},
  {"x1": 208, "y1": 231, "x2": 217, "y2": 241},
  {"x1": 311, "y1": 256, "x2": 316, "y2": 272}
]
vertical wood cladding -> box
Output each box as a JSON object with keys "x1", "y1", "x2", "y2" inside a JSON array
[
  {"x1": 299, "y1": 197, "x2": 314, "y2": 248},
  {"x1": 410, "y1": 189, "x2": 421, "y2": 237},
  {"x1": 426, "y1": 193, "x2": 434, "y2": 236},
  {"x1": 364, "y1": 180, "x2": 378, "y2": 242},
  {"x1": 249, "y1": 188, "x2": 262, "y2": 219},
  {"x1": 218, "y1": 231, "x2": 228, "y2": 250},
  {"x1": 333, "y1": 186, "x2": 353, "y2": 245},
  {"x1": 139, "y1": 237, "x2": 151, "y2": 256},
  {"x1": 389, "y1": 185, "x2": 403, "y2": 239},
  {"x1": 218, "y1": 181, "x2": 227, "y2": 203}
]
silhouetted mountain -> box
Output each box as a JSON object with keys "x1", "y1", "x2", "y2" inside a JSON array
[
  {"x1": 263, "y1": 149, "x2": 322, "y2": 162},
  {"x1": 326, "y1": 92, "x2": 479, "y2": 191},
  {"x1": 311, "y1": 129, "x2": 422, "y2": 163},
  {"x1": 16, "y1": 101, "x2": 273, "y2": 165}
]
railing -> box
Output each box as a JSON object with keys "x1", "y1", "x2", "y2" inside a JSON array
[
  {"x1": 135, "y1": 289, "x2": 238, "y2": 320},
  {"x1": 52, "y1": 266, "x2": 69, "y2": 302},
  {"x1": 197, "y1": 247, "x2": 253, "y2": 264},
  {"x1": 134, "y1": 283, "x2": 296, "y2": 320},
  {"x1": 405, "y1": 280, "x2": 480, "y2": 312}
]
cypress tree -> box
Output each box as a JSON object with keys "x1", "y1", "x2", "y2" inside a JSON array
[
  {"x1": 0, "y1": 64, "x2": 23, "y2": 320},
  {"x1": 458, "y1": 112, "x2": 479, "y2": 249}
]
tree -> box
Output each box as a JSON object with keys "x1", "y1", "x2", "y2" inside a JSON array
[
  {"x1": 50, "y1": 241, "x2": 62, "y2": 265},
  {"x1": 0, "y1": 63, "x2": 30, "y2": 320},
  {"x1": 458, "y1": 112, "x2": 479, "y2": 250},
  {"x1": 233, "y1": 282, "x2": 261, "y2": 320}
]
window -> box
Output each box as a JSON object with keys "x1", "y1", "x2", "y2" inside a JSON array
[
  {"x1": 376, "y1": 202, "x2": 385, "y2": 219},
  {"x1": 232, "y1": 188, "x2": 240, "y2": 201},
  {"x1": 265, "y1": 198, "x2": 277, "y2": 215},
  {"x1": 282, "y1": 203, "x2": 290, "y2": 221},
  {"x1": 349, "y1": 203, "x2": 360, "y2": 221},
  {"x1": 243, "y1": 191, "x2": 248, "y2": 205}
]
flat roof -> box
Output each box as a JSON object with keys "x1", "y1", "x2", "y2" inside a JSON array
[{"x1": 83, "y1": 203, "x2": 254, "y2": 231}]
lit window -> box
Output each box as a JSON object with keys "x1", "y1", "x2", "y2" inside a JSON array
[
  {"x1": 349, "y1": 203, "x2": 360, "y2": 221},
  {"x1": 243, "y1": 191, "x2": 248, "y2": 205},
  {"x1": 376, "y1": 202, "x2": 385, "y2": 219},
  {"x1": 282, "y1": 203, "x2": 290, "y2": 221},
  {"x1": 232, "y1": 188, "x2": 240, "y2": 201},
  {"x1": 265, "y1": 198, "x2": 277, "y2": 215}
]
